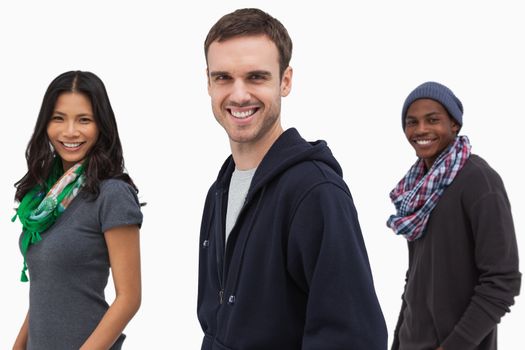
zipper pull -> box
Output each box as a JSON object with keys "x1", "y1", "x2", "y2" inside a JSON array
[{"x1": 219, "y1": 289, "x2": 224, "y2": 304}]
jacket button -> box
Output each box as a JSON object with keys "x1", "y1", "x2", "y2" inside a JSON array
[
  {"x1": 228, "y1": 295, "x2": 236, "y2": 305},
  {"x1": 202, "y1": 240, "x2": 210, "y2": 247}
]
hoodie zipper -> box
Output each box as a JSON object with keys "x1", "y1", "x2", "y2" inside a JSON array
[
  {"x1": 215, "y1": 187, "x2": 252, "y2": 305},
  {"x1": 224, "y1": 188, "x2": 265, "y2": 306},
  {"x1": 214, "y1": 189, "x2": 227, "y2": 304},
  {"x1": 215, "y1": 176, "x2": 266, "y2": 305}
]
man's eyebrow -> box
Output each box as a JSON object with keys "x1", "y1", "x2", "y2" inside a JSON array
[
  {"x1": 209, "y1": 71, "x2": 230, "y2": 77},
  {"x1": 406, "y1": 112, "x2": 440, "y2": 119},
  {"x1": 247, "y1": 70, "x2": 272, "y2": 77}
]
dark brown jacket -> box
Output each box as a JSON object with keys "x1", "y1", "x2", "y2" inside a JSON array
[{"x1": 392, "y1": 155, "x2": 521, "y2": 350}]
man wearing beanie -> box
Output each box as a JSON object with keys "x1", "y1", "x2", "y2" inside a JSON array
[{"x1": 387, "y1": 82, "x2": 520, "y2": 350}]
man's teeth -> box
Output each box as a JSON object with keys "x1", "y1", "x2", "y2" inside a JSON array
[
  {"x1": 63, "y1": 142, "x2": 82, "y2": 148},
  {"x1": 416, "y1": 140, "x2": 432, "y2": 145},
  {"x1": 231, "y1": 109, "x2": 256, "y2": 119}
]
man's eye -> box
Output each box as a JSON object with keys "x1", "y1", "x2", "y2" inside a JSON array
[
  {"x1": 215, "y1": 75, "x2": 230, "y2": 81},
  {"x1": 249, "y1": 74, "x2": 265, "y2": 80}
]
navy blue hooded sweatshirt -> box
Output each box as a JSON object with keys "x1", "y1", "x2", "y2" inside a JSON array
[{"x1": 198, "y1": 128, "x2": 387, "y2": 350}]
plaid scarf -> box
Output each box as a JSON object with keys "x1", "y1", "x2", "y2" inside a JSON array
[
  {"x1": 387, "y1": 136, "x2": 471, "y2": 241},
  {"x1": 12, "y1": 159, "x2": 85, "y2": 281}
]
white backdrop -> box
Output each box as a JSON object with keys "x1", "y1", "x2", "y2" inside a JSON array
[{"x1": 1, "y1": 1, "x2": 523, "y2": 348}]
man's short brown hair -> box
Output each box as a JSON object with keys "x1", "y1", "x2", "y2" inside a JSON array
[{"x1": 204, "y1": 8, "x2": 293, "y2": 78}]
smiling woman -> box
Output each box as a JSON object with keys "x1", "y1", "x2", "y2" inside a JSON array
[
  {"x1": 47, "y1": 92, "x2": 100, "y2": 171},
  {"x1": 11, "y1": 71, "x2": 143, "y2": 350}
]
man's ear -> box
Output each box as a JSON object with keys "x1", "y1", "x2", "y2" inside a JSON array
[
  {"x1": 280, "y1": 66, "x2": 293, "y2": 97},
  {"x1": 451, "y1": 119, "x2": 460, "y2": 135}
]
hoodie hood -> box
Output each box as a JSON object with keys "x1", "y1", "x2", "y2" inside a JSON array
[{"x1": 215, "y1": 128, "x2": 343, "y2": 201}]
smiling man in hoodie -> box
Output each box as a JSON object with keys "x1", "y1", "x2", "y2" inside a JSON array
[{"x1": 197, "y1": 8, "x2": 387, "y2": 350}]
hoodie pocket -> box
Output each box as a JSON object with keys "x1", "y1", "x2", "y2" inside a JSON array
[
  {"x1": 214, "y1": 339, "x2": 235, "y2": 350},
  {"x1": 201, "y1": 334, "x2": 235, "y2": 350},
  {"x1": 201, "y1": 333, "x2": 214, "y2": 350}
]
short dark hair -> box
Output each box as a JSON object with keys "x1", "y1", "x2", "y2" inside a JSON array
[
  {"x1": 15, "y1": 70, "x2": 137, "y2": 201},
  {"x1": 204, "y1": 8, "x2": 293, "y2": 78}
]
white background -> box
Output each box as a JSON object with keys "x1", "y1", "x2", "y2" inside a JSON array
[{"x1": 1, "y1": 0, "x2": 523, "y2": 348}]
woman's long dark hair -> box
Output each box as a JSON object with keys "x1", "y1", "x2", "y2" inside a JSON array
[{"x1": 15, "y1": 70, "x2": 137, "y2": 202}]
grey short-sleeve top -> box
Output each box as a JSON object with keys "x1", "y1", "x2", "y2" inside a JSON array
[{"x1": 22, "y1": 179, "x2": 143, "y2": 350}]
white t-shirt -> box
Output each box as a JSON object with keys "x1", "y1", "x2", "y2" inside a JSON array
[{"x1": 225, "y1": 167, "x2": 256, "y2": 243}]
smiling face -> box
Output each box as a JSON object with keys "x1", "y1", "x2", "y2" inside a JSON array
[
  {"x1": 47, "y1": 92, "x2": 99, "y2": 171},
  {"x1": 404, "y1": 99, "x2": 459, "y2": 169},
  {"x1": 207, "y1": 34, "x2": 292, "y2": 155}
]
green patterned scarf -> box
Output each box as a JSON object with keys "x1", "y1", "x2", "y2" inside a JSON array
[{"x1": 12, "y1": 159, "x2": 86, "y2": 282}]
